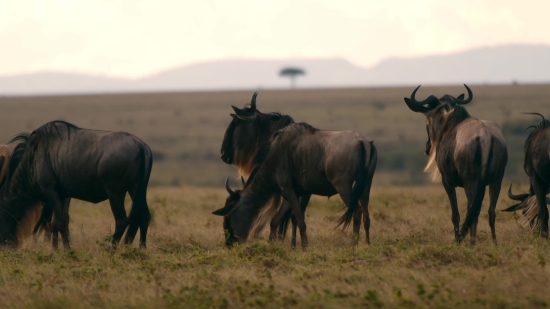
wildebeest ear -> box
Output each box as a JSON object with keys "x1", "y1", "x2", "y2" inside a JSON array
[
  {"x1": 404, "y1": 98, "x2": 428, "y2": 113},
  {"x1": 212, "y1": 204, "x2": 237, "y2": 216},
  {"x1": 457, "y1": 94, "x2": 465, "y2": 100},
  {"x1": 232, "y1": 105, "x2": 256, "y2": 121},
  {"x1": 501, "y1": 203, "x2": 525, "y2": 212},
  {"x1": 232, "y1": 105, "x2": 244, "y2": 114}
]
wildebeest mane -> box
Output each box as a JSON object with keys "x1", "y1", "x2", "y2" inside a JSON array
[
  {"x1": 33, "y1": 120, "x2": 79, "y2": 139},
  {"x1": 438, "y1": 105, "x2": 470, "y2": 142},
  {"x1": 524, "y1": 114, "x2": 550, "y2": 154},
  {"x1": 224, "y1": 112, "x2": 294, "y2": 177},
  {"x1": 253, "y1": 141, "x2": 272, "y2": 166},
  {"x1": 2, "y1": 121, "x2": 79, "y2": 196},
  {"x1": 273, "y1": 122, "x2": 318, "y2": 138},
  {"x1": 425, "y1": 104, "x2": 471, "y2": 183}
]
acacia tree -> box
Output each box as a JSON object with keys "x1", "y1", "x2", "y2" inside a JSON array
[{"x1": 279, "y1": 67, "x2": 305, "y2": 89}]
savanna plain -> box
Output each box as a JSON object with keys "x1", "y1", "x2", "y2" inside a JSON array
[{"x1": 0, "y1": 85, "x2": 549, "y2": 308}]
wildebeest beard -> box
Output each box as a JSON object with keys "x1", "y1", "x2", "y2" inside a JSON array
[{"x1": 221, "y1": 112, "x2": 294, "y2": 177}]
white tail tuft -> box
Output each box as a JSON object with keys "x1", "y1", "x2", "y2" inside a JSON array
[{"x1": 518, "y1": 196, "x2": 540, "y2": 231}]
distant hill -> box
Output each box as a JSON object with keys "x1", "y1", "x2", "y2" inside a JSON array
[{"x1": 1, "y1": 44, "x2": 549, "y2": 95}]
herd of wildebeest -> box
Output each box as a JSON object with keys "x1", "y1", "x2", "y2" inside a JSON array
[{"x1": 0, "y1": 85, "x2": 548, "y2": 250}]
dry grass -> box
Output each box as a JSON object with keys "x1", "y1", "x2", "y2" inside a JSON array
[
  {"x1": 0, "y1": 184, "x2": 548, "y2": 308},
  {"x1": 0, "y1": 84, "x2": 549, "y2": 186}
]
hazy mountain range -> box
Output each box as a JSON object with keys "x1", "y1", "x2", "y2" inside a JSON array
[{"x1": 1, "y1": 44, "x2": 549, "y2": 95}]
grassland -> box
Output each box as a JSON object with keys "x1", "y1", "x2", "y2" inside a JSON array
[
  {"x1": 0, "y1": 85, "x2": 549, "y2": 308},
  {"x1": 0, "y1": 84, "x2": 549, "y2": 186},
  {"x1": 0, "y1": 184, "x2": 548, "y2": 308}
]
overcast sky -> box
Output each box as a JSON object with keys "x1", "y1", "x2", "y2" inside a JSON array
[{"x1": 1, "y1": 0, "x2": 548, "y2": 78}]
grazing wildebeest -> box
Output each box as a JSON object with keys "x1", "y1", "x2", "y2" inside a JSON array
[
  {"x1": 502, "y1": 114, "x2": 550, "y2": 236},
  {"x1": 220, "y1": 92, "x2": 311, "y2": 242},
  {"x1": 404, "y1": 85, "x2": 508, "y2": 244},
  {"x1": 213, "y1": 122, "x2": 377, "y2": 248},
  {"x1": 0, "y1": 121, "x2": 152, "y2": 249}
]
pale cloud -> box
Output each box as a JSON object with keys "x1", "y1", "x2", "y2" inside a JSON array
[{"x1": 0, "y1": 0, "x2": 548, "y2": 77}]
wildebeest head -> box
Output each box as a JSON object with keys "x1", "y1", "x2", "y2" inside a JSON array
[
  {"x1": 220, "y1": 92, "x2": 294, "y2": 177},
  {"x1": 502, "y1": 183, "x2": 550, "y2": 229},
  {"x1": 212, "y1": 176, "x2": 247, "y2": 247},
  {"x1": 220, "y1": 92, "x2": 260, "y2": 165},
  {"x1": 404, "y1": 84, "x2": 473, "y2": 149}
]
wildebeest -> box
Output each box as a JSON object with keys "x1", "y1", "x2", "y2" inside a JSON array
[
  {"x1": 213, "y1": 122, "x2": 377, "y2": 247},
  {"x1": 502, "y1": 114, "x2": 550, "y2": 236},
  {"x1": 404, "y1": 85, "x2": 508, "y2": 244},
  {"x1": 0, "y1": 121, "x2": 152, "y2": 249},
  {"x1": 220, "y1": 92, "x2": 311, "y2": 241}
]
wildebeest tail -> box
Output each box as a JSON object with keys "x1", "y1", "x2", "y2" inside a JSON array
[
  {"x1": 115, "y1": 144, "x2": 153, "y2": 243},
  {"x1": 337, "y1": 141, "x2": 377, "y2": 229},
  {"x1": 459, "y1": 137, "x2": 493, "y2": 240}
]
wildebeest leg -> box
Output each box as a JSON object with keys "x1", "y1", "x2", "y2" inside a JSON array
[
  {"x1": 137, "y1": 205, "x2": 151, "y2": 248},
  {"x1": 360, "y1": 194, "x2": 371, "y2": 245},
  {"x1": 334, "y1": 184, "x2": 362, "y2": 245},
  {"x1": 107, "y1": 191, "x2": 128, "y2": 247},
  {"x1": 488, "y1": 180, "x2": 502, "y2": 244},
  {"x1": 43, "y1": 193, "x2": 70, "y2": 250},
  {"x1": 292, "y1": 195, "x2": 310, "y2": 247},
  {"x1": 352, "y1": 206, "x2": 362, "y2": 244},
  {"x1": 270, "y1": 201, "x2": 291, "y2": 241},
  {"x1": 60, "y1": 197, "x2": 71, "y2": 248},
  {"x1": 463, "y1": 182, "x2": 485, "y2": 245},
  {"x1": 532, "y1": 174, "x2": 549, "y2": 238},
  {"x1": 290, "y1": 213, "x2": 298, "y2": 248},
  {"x1": 125, "y1": 184, "x2": 151, "y2": 248},
  {"x1": 442, "y1": 180, "x2": 460, "y2": 242},
  {"x1": 280, "y1": 190, "x2": 308, "y2": 248}
]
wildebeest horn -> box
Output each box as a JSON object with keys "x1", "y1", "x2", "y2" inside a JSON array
[
  {"x1": 411, "y1": 85, "x2": 436, "y2": 105},
  {"x1": 523, "y1": 112, "x2": 547, "y2": 124},
  {"x1": 454, "y1": 84, "x2": 473, "y2": 105},
  {"x1": 249, "y1": 92, "x2": 257, "y2": 110},
  {"x1": 403, "y1": 85, "x2": 438, "y2": 113},
  {"x1": 240, "y1": 176, "x2": 245, "y2": 187},
  {"x1": 225, "y1": 176, "x2": 236, "y2": 195},
  {"x1": 507, "y1": 183, "x2": 528, "y2": 201}
]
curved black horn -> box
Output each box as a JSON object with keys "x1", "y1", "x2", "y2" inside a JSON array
[
  {"x1": 250, "y1": 92, "x2": 257, "y2": 110},
  {"x1": 523, "y1": 112, "x2": 546, "y2": 123},
  {"x1": 507, "y1": 183, "x2": 528, "y2": 201},
  {"x1": 410, "y1": 85, "x2": 437, "y2": 105},
  {"x1": 454, "y1": 84, "x2": 473, "y2": 105},
  {"x1": 225, "y1": 176, "x2": 235, "y2": 195},
  {"x1": 240, "y1": 176, "x2": 245, "y2": 187}
]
